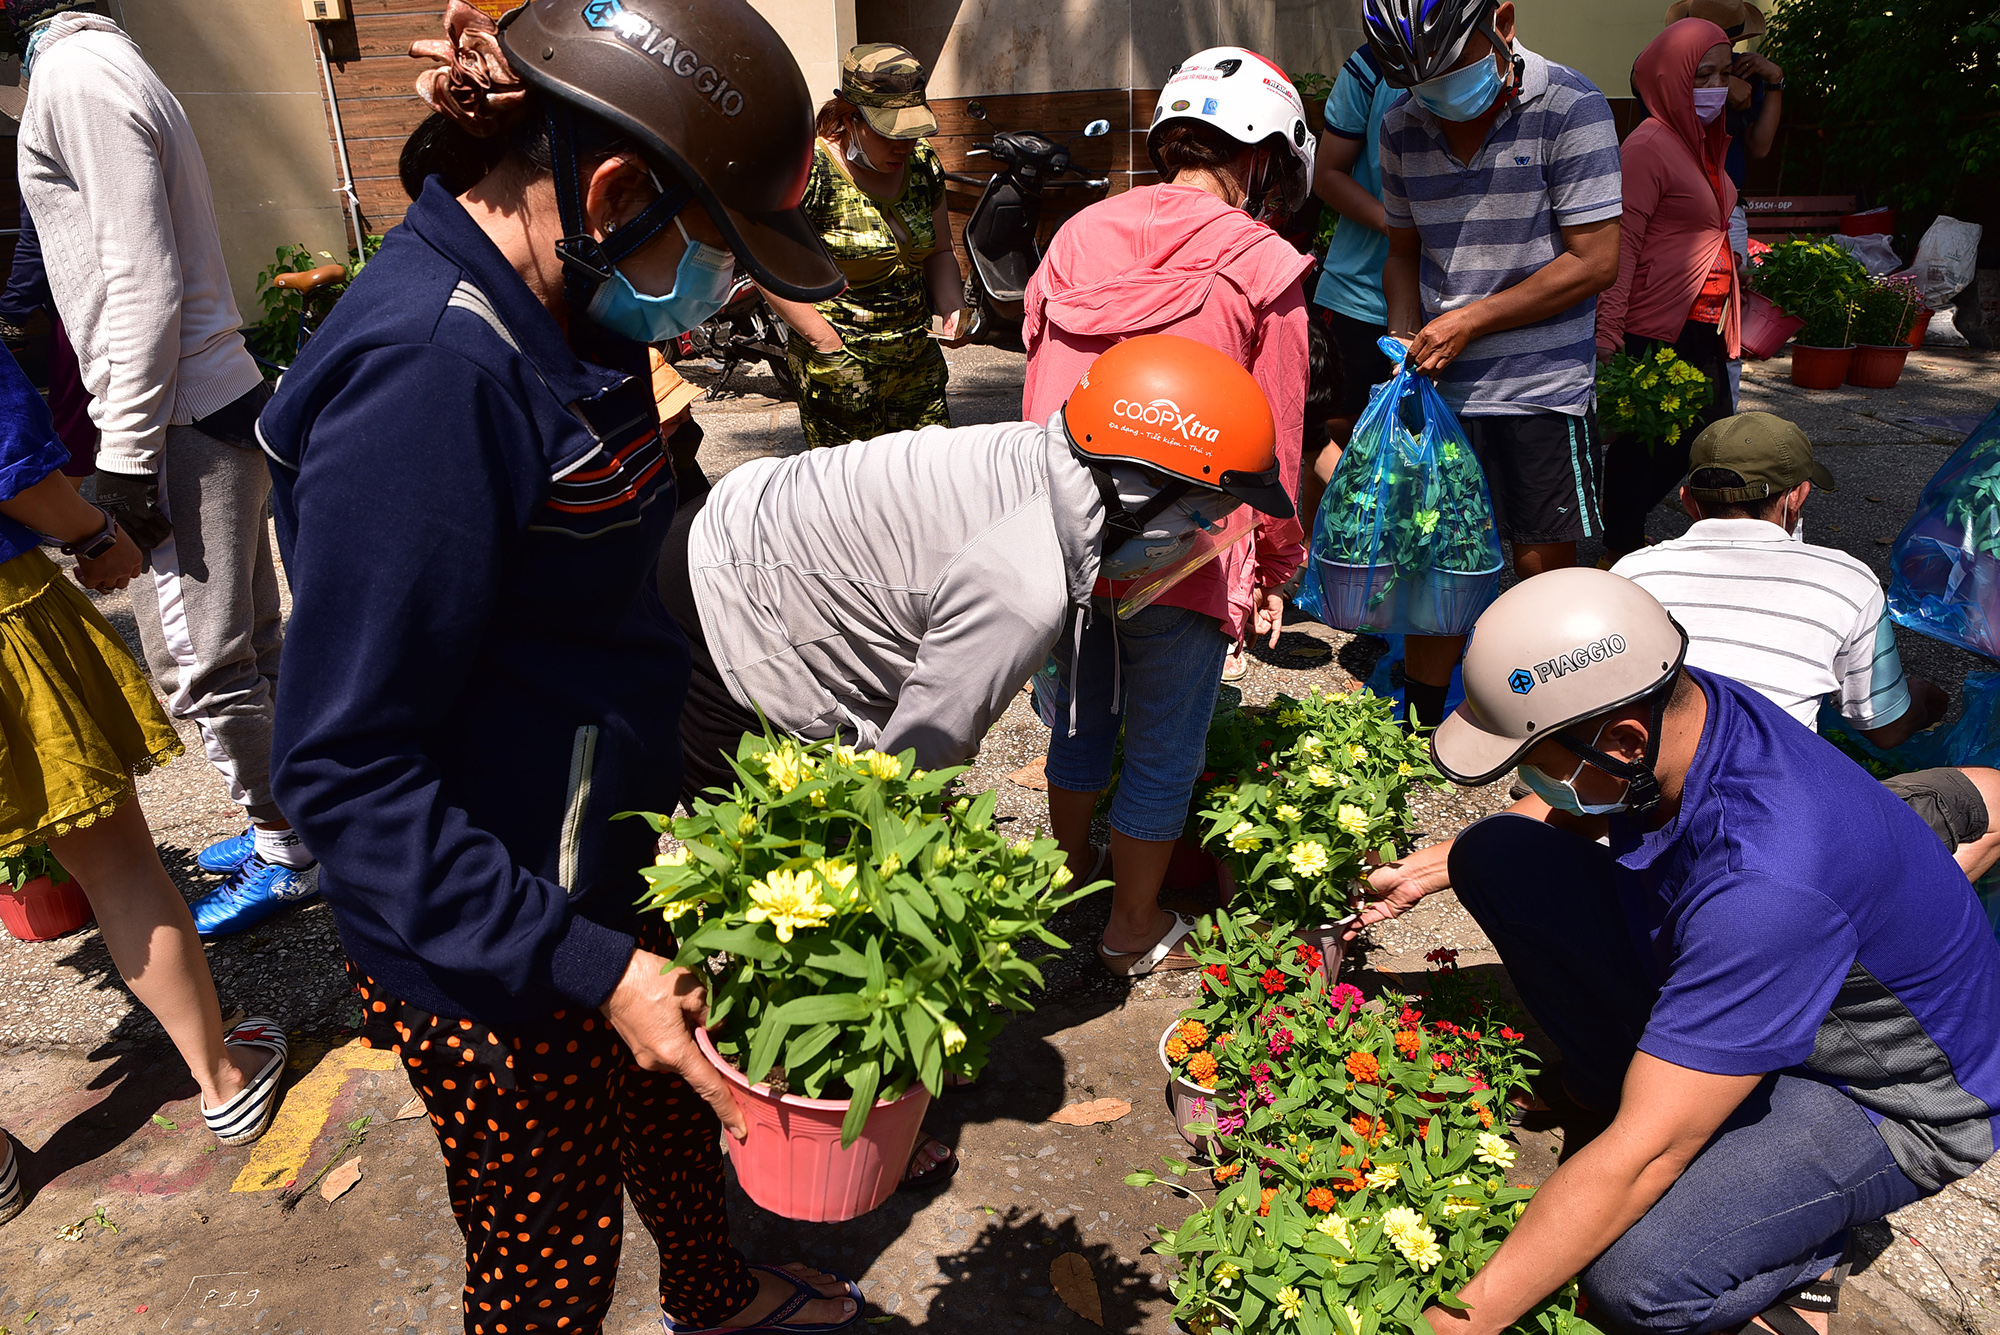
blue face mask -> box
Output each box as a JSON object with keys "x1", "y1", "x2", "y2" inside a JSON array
[
  {"x1": 1411, "y1": 52, "x2": 1506, "y2": 122},
  {"x1": 1515, "y1": 723, "x2": 1634, "y2": 816},
  {"x1": 584, "y1": 217, "x2": 735, "y2": 344}
]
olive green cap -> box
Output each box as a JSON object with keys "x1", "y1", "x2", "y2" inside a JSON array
[
  {"x1": 840, "y1": 42, "x2": 937, "y2": 139},
  {"x1": 1686, "y1": 411, "x2": 1839, "y2": 502}
]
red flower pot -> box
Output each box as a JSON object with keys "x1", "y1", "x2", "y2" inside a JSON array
[
  {"x1": 0, "y1": 875, "x2": 93, "y2": 941},
  {"x1": 1790, "y1": 345, "x2": 1854, "y2": 390},
  {"x1": 695, "y1": 1027, "x2": 930, "y2": 1223},
  {"x1": 1904, "y1": 309, "x2": 1933, "y2": 349},
  {"x1": 1739, "y1": 292, "x2": 1805, "y2": 360},
  {"x1": 1846, "y1": 344, "x2": 1912, "y2": 389}
]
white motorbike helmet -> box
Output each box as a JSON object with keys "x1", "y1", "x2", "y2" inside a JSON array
[{"x1": 1147, "y1": 46, "x2": 1316, "y2": 220}]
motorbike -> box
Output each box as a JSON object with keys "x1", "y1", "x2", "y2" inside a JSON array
[
  {"x1": 661, "y1": 273, "x2": 800, "y2": 401},
  {"x1": 946, "y1": 105, "x2": 1112, "y2": 349}
]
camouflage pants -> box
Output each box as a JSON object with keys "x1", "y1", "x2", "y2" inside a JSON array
[{"x1": 787, "y1": 333, "x2": 950, "y2": 450}]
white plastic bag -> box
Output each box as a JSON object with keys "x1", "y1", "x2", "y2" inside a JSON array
[
  {"x1": 1899, "y1": 215, "x2": 1983, "y2": 309},
  {"x1": 1828, "y1": 233, "x2": 1901, "y2": 275}
]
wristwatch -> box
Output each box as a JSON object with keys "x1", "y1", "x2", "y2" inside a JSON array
[
  {"x1": 1767, "y1": 78, "x2": 1786, "y2": 91},
  {"x1": 59, "y1": 506, "x2": 120, "y2": 561}
]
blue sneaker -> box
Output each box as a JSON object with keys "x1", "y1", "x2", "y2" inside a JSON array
[
  {"x1": 191, "y1": 855, "x2": 320, "y2": 938},
  {"x1": 196, "y1": 829, "x2": 257, "y2": 875}
]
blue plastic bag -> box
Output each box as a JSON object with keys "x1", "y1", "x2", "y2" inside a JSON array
[
  {"x1": 1886, "y1": 399, "x2": 2000, "y2": 658},
  {"x1": 1295, "y1": 337, "x2": 1503, "y2": 636}
]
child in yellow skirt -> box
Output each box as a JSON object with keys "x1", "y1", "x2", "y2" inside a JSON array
[{"x1": 0, "y1": 346, "x2": 286, "y2": 1225}]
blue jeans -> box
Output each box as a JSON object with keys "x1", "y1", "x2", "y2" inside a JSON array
[
  {"x1": 1043, "y1": 601, "x2": 1228, "y2": 843},
  {"x1": 1448, "y1": 815, "x2": 1931, "y2": 1335}
]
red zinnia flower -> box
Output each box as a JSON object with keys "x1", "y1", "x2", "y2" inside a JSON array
[
  {"x1": 1500, "y1": 1026, "x2": 1524, "y2": 1042},
  {"x1": 1261, "y1": 968, "x2": 1287, "y2": 995},
  {"x1": 1432, "y1": 1052, "x2": 1454, "y2": 1070},
  {"x1": 1203, "y1": 963, "x2": 1229, "y2": 989},
  {"x1": 1295, "y1": 942, "x2": 1323, "y2": 970},
  {"x1": 1398, "y1": 1005, "x2": 1424, "y2": 1028}
]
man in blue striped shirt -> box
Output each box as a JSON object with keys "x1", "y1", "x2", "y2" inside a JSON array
[{"x1": 1368, "y1": 0, "x2": 1623, "y2": 727}]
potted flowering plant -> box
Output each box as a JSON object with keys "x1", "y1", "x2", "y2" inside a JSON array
[
  {"x1": 1751, "y1": 239, "x2": 1869, "y2": 388},
  {"x1": 1135, "y1": 956, "x2": 1577, "y2": 1335},
  {"x1": 0, "y1": 842, "x2": 90, "y2": 942},
  {"x1": 1847, "y1": 274, "x2": 1923, "y2": 388},
  {"x1": 1192, "y1": 689, "x2": 1445, "y2": 960},
  {"x1": 1595, "y1": 347, "x2": 1710, "y2": 456},
  {"x1": 626, "y1": 731, "x2": 1090, "y2": 1221}
]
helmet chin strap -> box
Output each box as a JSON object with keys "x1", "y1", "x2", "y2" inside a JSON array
[
  {"x1": 1087, "y1": 467, "x2": 1191, "y2": 550},
  {"x1": 546, "y1": 100, "x2": 695, "y2": 318},
  {"x1": 1553, "y1": 686, "x2": 1672, "y2": 815},
  {"x1": 1474, "y1": 15, "x2": 1528, "y2": 105}
]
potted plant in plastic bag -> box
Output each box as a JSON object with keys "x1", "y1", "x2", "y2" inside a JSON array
[
  {"x1": 1847, "y1": 274, "x2": 1922, "y2": 388},
  {"x1": 1751, "y1": 239, "x2": 1868, "y2": 388},
  {"x1": 625, "y1": 732, "x2": 1089, "y2": 1222},
  {"x1": 1301, "y1": 338, "x2": 1504, "y2": 636},
  {"x1": 1192, "y1": 687, "x2": 1444, "y2": 963},
  {"x1": 0, "y1": 842, "x2": 90, "y2": 942}
]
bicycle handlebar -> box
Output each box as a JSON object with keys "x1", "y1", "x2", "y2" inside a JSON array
[{"x1": 271, "y1": 263, "x2": 348, "y2": 295}]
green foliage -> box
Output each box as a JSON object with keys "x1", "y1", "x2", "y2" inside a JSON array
[
  {"x1": 1317, "y1": 388, "x2": 1504, "y2": 607},
  {"x1": 625, "y1": 732, "x2": 1092, "y2": 1145},
  {"x1": 1139, "y1": 945, "x2": 1581, "y2": 1335},
  {"x1": 1852, "y1": 274, "x2": 1925, "y2": 346},
  {"x1": 1940, "y1": 439, "x2": 2000, "y2": 557},
  {"x1": 1596, "y1": 346, "x2": 1712, "y2": 457},
  {"x1": 247, "y1": 233, "x2": 383, "y2": 369},
  {"x1": 0, "y1": 842, "x2": 69, "y2": 891},
  {"x1": 1764, "y1": 0, "x2": 2000, "y2": 219},
  {"x1": 1750, "y1": 238, "x2": 1870, "y2": 346},
  {"x1": 1193, "y1": 689, "x2": 1445, "y2": 930}
]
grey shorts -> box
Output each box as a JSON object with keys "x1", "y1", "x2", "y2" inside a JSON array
[{"x1": 1885, "y1": 768, "x2": 1989, "y2": 849}]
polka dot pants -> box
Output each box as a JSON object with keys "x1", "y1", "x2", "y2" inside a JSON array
[{"x1": 351, "y1": 965, "x2": 758, "y2": 1334}]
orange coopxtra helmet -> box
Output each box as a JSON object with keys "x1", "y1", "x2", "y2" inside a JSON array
[{"x1": 1062, "y1": 334, "x2": 1293, "y2": 518}]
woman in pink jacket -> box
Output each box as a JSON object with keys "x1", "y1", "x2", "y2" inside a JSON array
[
  {"x1": 1022, "y1": 46, "x2": 1314, "y2": 975},
  {"x1": 1597, "y1": 18, "x2": 1742, "y2": 560}
]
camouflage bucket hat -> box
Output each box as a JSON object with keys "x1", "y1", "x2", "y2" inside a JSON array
[{"x1": 840, "y1": 42, "x2": 937, "y2": 139}]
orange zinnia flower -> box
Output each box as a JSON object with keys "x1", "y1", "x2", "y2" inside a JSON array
[
  {"x1": 1330, "y1": 1168, "x2": 1368, "y2": 1193},
  {"x1": 1259, "y1": 1186, "x2": 1280, "y2": 1217},
  {"x1": 1177, "y1": 1019, "x2": 1209, "y2": 1048},
  {"x1": 1475, "y1": 1103, "x2": 1494, "y2": 1128},
  {"x1": 1213, "y1": 1162, "x2": 1242, "y2": 1182},
  {"x1": 1305, "y1": 1187, "x2": 1337, "y2": 1212},
  {"x1": 1394, "y1": 1029, "x2": 1422, "y2": 1058},
  {"x1": 1349, "y1": 1114, "x2": 1386, "y2": 1145},
  {"x1": 1346, "y1": 1052, "x2": 1380, "y2": 1084},
  {"x1": 1188, "y1": 1051, "x2": 1219, "y2": 1087},
  {"x1": 1165, "y1": 1035, "x2": 1190, "y2": 1062}
]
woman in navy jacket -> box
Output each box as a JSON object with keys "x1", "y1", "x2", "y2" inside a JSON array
[{"x1": 260, "y1": 2, "x2": 858, "y2": 1330}]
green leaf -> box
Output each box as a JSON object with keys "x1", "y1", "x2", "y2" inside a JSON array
[
  {"x1": 744, "y1": 1013, "x2": 791, "y2": 1086},
  {"x1": 769, "y1": 993, "x2": 873, "y2": 1027},
  {"x1": 839, "y1": 1059, "x2": 881, "y2": 1147},
  {"x1": 800, "y1": 940, "x2": 871, "y2": 979}
]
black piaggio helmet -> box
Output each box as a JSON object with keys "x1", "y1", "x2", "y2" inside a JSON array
[{"x1": 498, "y1": 0, "x2": 843, "y2": 306}]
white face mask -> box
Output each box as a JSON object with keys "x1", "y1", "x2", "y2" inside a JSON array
[
  {"x1": 845, "y1": 132, "x2": 884, "y2": 173},
  {"x1": 1516, "y1": 722, "x2": 1635, "y2": 816},
  {"x1": 1693, "y1": 86, "x2": 1729, "y2": 122}
]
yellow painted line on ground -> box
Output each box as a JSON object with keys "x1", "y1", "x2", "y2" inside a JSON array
[{"x1": 230, "y1": 1038, "x2": 399, "y2": 1193}]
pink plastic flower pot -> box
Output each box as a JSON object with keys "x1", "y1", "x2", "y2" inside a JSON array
[
  {"x1": 1158, "y1": 1020, "x2": 1219, "y2": 1151},
  {"x1": 1790, "y1": 345, "x2": 1854, "y2": 390},
  {"x1": 1846, "y1": 344, "x2": 1911, "y2": 389},
  {"x1": 0, "y1": 876, "x2": 93, "y2": 941},
  {"x1": 1739, "y1": 291, "x2": 1804, "y2": 360},
  {"x1": 695, "y1": 1027, "x2": 930, "y2": 1223}
]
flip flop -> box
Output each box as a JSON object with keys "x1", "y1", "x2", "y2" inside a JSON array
[
  {"x1": 662, "y1": 1264, "x2": 863, "y2": 1334},
  {"x1": 899, "y1": 1133, "x2": 959, "y2": 1193},
  {"x1": 1098, "y1": 913, "x2": 1202, "y2": 976}
]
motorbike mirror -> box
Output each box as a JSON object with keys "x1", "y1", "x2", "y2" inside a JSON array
[
  {"x1": 966, "y1": 100, "x2": 988, "y2": 121},
  {"x1": 1082, "y1": 119, "x2": 1111, "y2": 137}
]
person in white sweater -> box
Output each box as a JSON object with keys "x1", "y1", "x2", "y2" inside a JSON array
[{"x1": 12, "y1": 1, "x2": 316, "y2": 932}]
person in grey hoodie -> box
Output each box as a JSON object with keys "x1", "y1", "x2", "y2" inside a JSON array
[
  {"x1": 660, "y1": 333, "x2": 1291, "y2": 861},
  {"x1": 12, "y1": 0, "x2": 314, "y2": 932}
]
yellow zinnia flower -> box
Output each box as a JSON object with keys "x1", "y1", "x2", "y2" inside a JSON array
[
  {"x1": 1288, "y1": 840, "x2": 1330, "y2": 876},
  {"x1": 1382, "y1": 1205, "x2": 1442, "y2": 1271},
  {"x1": 814, "y1": 857, "x2": 859, "y2": 906},
  {"x1": 762, "y1": 745, "x2": 805, "y2": 794},
  {"x1": 1336, "y1": 804, "x2": 1370, "y2": 837},
  {"x1": 745, "y1": 869, "x2": 834, "y2": 942},
  {"x1": 1476, "y1": 1132, "x2": 1517, "y2": 1167},
  {"x1": 1365, "y1": 1162, "x2": 1400, "y2": 1188},
  {"x1": 1276, "y1": 1286, "x2": 1305, "y2": 1321},
  {"x1": 864, "y1": 750, "x2": 904, "y2": 780},
  {"x1": 1298, "y1": 732, "x2": 1325, "y2": 755},
  {"x1": 1213, "y1": 1262, "x2": 1239, "y2": 1290},
  {"x1": 655, "y1": 847, "x2": 689, "y2": 867},
  {"x1": 1275, "y1": 803, "x2": 1302, "y2": 823},
  {"x1": 1228, "y1": 820, "x2": 1262, "y2": 853},
  {"x1": 1307, "y1": 764, "x2": 1336, "y2": 788},
  {"x1": 1316, "y1": 1211, "x2": 1351, "y2": 1244},
  {"x1": 1397, "y1": 761, "x2": 1413, "y2": 777},
  {"x1": 1343, "y1": 1304, "x2": 1366, "y2": 1335}
]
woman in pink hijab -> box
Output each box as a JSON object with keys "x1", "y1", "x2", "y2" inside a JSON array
[{"x1": 1597, "y1": 18, "x2": 1742, "y2": 560}]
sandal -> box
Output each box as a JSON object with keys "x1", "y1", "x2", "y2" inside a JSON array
[
  {"x1": 1758, "y1": 1249, "x2": 1853, "y2": 1335},
  {"x1": 663, "y1": 1263, "x2": 863, "y2": 1334},
  {"x1": 899, "y1": 1133, "x2": 958, "y2": 1193},
  {"x1": 1098, "y1": 913, "x2": 1202, "y2": 976},
  {"x1": 0, "y1": 1131, "x2": 23, "y2": 1226}
]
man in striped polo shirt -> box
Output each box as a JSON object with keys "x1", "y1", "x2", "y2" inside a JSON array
[
  {"x1": 1612, "y1": 413, "x2": 2000, "y2": 881},
  {"x1": 1368, "y1": 0, "x2": 1623, "y2": 728}
]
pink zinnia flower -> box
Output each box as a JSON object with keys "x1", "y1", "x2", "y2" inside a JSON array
[{"x1": 1267, "y1": 1026, "x2": 1295, "y2": 1058}]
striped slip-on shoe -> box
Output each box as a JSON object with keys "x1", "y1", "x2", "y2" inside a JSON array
[
  {"x1": 0, "y1": 1131, "x2": 24, "y2": 1226},
  {"x1": 203, "y1": 1016, "x2": 290, "y2": 1146}
]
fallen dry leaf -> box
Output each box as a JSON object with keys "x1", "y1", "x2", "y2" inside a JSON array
[
  {"x1": 319, "y1": 1157, "x2": 363, "y2": 1203},
  {"x1": 1047, "y1": 1098, "x2": 1132, "y2": 1126},
  {"x1": 1008, "y1": 757, "x2": 1048, "y2": 791},
  {"x1": 394, "y1": 1095, "x2": 427, "y2": 1121},
  {"x1": 1050, "y1": 1251, "x2": 1102, "y2": 1326}
]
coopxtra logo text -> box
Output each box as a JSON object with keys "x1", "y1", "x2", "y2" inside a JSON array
[
  {"x1": 1112, "y1": 397, "x2": 1220, "y2": 447},
  {"x1": 581, "y1": 0, "x2": 746, "y2": 116}
]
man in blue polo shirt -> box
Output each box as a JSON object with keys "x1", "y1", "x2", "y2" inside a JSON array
[
  {"x1": 1355, "y1": 568, "x2": 2000, "y2": 1335},
  {"x1": 1365, "y1": 0, "x2": 1624, "y2": 728}
]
